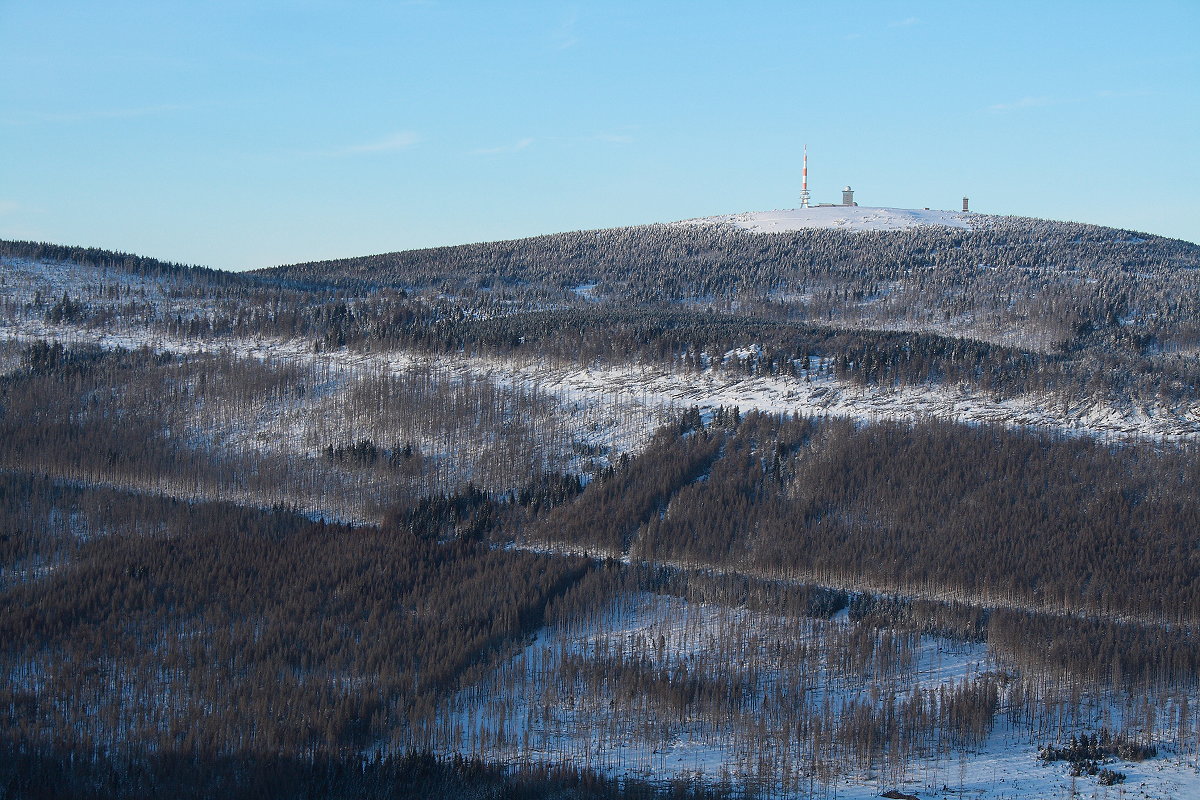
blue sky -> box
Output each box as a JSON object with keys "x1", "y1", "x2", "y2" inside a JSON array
[{"x1": 2, "y1": 1, "x2": 1197, "y2": 270}]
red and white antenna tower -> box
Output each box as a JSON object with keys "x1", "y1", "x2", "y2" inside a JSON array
[{"x1": 799, "y1": 144, "x2": 811, "y2": 208}]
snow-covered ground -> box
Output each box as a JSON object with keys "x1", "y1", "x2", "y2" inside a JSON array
[
  {"x1": 1, "y1": 256, "x2": 168, "y2": 300},
  {"x1": 443, "y1": 591, "x2": 1200, "y2": 799},
  {"x1": 0, "y1": 256, "x2": 227, "y2": 320},
  {"x1": 571, "y1": 282, "x2": 602, "y2": 302},
  {"x1": 674, "y1": 206, "x2": 973, "y2": 234},
  {"x1": 9, "y1": 260, "x2": 1200, "y2": 798},
  {"x1": 4, "y1": 317, "x2": 1198, "y2": 445},
  {"x1": 6, "y1": 252, "x2": 1199, "y2": 452},
  {"x1": 479, "y1": 354, "x2": 1200, "y2": 443}
]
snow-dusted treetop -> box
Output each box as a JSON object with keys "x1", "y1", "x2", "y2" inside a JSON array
[{"x1": 673, "y1": 206, "x2": 972, "y2": 234}]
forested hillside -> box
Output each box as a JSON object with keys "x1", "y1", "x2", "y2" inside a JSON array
[
  {"x1": 258, "y1": 216, "x2": 1200, "y2": 412},
  {"x1": 262, "y1": 216, "x2": 1200, "y2": 354},
  {"x1": 3, "y1": 213, "x2": 1200, "y2": 798}
]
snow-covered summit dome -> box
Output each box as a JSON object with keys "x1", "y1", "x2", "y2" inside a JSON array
[{"x1": 673, "y1": 206, "x2": 972, "y2": 234}]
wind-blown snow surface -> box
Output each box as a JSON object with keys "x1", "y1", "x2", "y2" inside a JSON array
[{"x1": 674, "y1": 206, "x2": 973, "y2": 234}]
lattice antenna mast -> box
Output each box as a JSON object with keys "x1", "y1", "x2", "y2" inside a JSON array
[{"x1": 799, "y1": 145, "x2": 811, "y2": 208}]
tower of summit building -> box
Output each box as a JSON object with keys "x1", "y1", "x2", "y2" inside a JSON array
[{"x1": 801, "y1": 149, "x2": 856, "y2": 207}]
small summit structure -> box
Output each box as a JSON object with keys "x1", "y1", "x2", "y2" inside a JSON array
[{"x1": 802, "y1": 148, "x2": 857, "y2": 207}]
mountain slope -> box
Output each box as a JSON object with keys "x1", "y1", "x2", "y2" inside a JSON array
[
  {"x1": 5, "y1": 217, "x2": 1200, "y2": 800},
  {"x1": 255, "y1": 210, "x2": 1200, "y2": 357}
]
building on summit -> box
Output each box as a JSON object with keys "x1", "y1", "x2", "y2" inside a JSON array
[{"x1": 801, "y1": 148, "x2": 857, "y2": 207}]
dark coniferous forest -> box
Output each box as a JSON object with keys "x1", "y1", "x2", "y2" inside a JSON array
[{"x1": 2, "y1": 213, "x2": 1200, "y2": 798}]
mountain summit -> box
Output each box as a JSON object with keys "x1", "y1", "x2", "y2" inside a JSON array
[{"x1": 673, "y1": 205, "x2": 972, "y2": 233}]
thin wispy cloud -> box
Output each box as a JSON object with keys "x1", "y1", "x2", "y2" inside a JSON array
[
  {"x1": 987, "y1": 96, "x2": 1057, "y2": 112},
  {"x1": 552, "y1": 10, "x2": 580, "y2": 50},
  {"x1": 470, "y1": 131, "x2": 630, "y2": 154},
  {"x1": 472, "y1": 137, "x2": 534, "y2": 155},
  {"x1": 847, "y1": 17, "x2": 916, "y2": 40},
  {"x1": 591, "y1": 132, "x2": 634, "y2": 144},
  {"x1": 1095, "y1": 88, "x2": 1154, "y2": 100},
  {"x1": 0, "y1": 201, "x2": 18, "y2": 215},
  {"x1": 987, "y1": 89, "x2": 1149, "y2": 114},
  {"x1": 3, "y1": 104, "x2": 188, "y2": 125},
  {"x1": 337, "y1": 131, "x2": 421, "y2": 155}
]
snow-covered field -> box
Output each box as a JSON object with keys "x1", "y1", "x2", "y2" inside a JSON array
[
  {"x1": 443, "y1": 591, "x2": 1200, "y2": 800},
  {"x1": 674, "y1": 206, "x2": 973, "y2": 234},
  {"x1": 4, "y1": 316, "x2": 1198, "y2": 446},
  {"x1": 486, "y1": 355, "x2": 1200, "y2": 441}
]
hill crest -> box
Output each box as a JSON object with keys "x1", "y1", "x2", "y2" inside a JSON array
[{"x1": 672, "y1": 205, "x2": 973, "y2": 234}]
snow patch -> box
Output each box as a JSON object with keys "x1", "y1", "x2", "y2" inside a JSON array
[
  {"x1": 675, "y1": 206, "x2": 973, "y2": 234},
  {"x1": 571, "y1": 282, "x2": 602, "y2": 302}
]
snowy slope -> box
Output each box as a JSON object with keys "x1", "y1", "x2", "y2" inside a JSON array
[
  {"x1": 4, "y1": 318, "x2": 1198, "y2": 445},
  {"x1": 674, "y1": 206, "x2": 973, "y2": 234},
  {"x1": 450, "y1": 590, "x2": 1200, "y2": 800}
]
